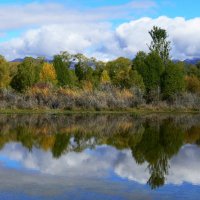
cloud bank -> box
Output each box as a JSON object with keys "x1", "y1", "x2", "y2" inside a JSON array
[
  {"x1": 1, "y1": 16, "x2": 200, "y2": 61},
  {"x1": 0, "y1": 0, "x2": 200, "y2": 61}
]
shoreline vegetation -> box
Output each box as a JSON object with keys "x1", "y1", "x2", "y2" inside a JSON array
[
  {"x1": 0, "y1": 108, "x2": 200, "y2": 115},
  {"x1": 1, "y1": 27, "x2": 200, "y2": 112}
]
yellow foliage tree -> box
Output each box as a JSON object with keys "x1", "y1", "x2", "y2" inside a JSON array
[
  {"x1": 185, "y1": 75, "x2": 200, "y2": 94},
  {"x1": 0, "y1": 56, "x2": 10, "y2": 89},
  {"x1": 100, "y1": 70, "x2": 111, "y2": 85},
  {"x1": 40, "y1": 63, "x2": 57, "y2": 84}
]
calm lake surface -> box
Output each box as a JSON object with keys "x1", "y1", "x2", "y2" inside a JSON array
[{"x1": 0, "y1": 114, "x2": 200, "y2": 200}]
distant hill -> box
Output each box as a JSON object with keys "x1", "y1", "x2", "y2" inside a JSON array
[
  {"x1": 183, "y1": 58, "x2": 200, "y2": 65},
  {"x1": 10, "y1": 58, "x2": 53, "y2": 63},
  {"x1": 10, "y1": 58, "x2": 24, "y2": 62},
  {"x1": 10, "y1": 57, "x2": 200, "y2": 65}
]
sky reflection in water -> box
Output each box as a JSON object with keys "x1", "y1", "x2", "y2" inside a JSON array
[{"x1": 0, "y1": 114, "x2": 200, "y2": 200}]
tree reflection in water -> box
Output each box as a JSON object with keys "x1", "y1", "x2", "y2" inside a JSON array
[
  {"x1": 0, "y1": 114, "x2": 200, "y2": 189},
  {"x1": 131, "y1": 120, "x2": 184, "y2": 189}
]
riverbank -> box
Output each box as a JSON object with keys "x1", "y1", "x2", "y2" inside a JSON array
[
  {"x1": 0, "y1": 108, "x2": 200, "y2": 115},
  {"x1": 1, "y1": 88, "x2": 200, "y2": 114}
]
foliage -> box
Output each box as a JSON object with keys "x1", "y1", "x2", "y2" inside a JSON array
[
  {"x1": 74, "y1": 53, "x2": 89, "y2": 81},
  {"x1": 0, "y1": 55, "x2": 10, "y2": 88},
  {"x1": 100, "y1": 70, "x2": 111, "y2": 85},
  {"x1": 134, "y1": 52, "x2": 164, "y2": 101},
  {"x1": 106, "y1": 57, "x2": 136, "y2": 88},
  {"x1": 40, "y1": 63, "x2": 57, "y2": 85},
  {"x1": 161, "y1": 61, "x2": 185, "y2": 99},
  {"x1": 53, "y1": 52, "x2": 74, "y2": 86},
  {"x1": 129, "y1": 70, "x2": 145, "y2": 91},
  {"x1": 148, "y1": 26, "x2": 171, "y2": 64},
  {"x1": 185, "y1": 75, "x2": 200, "y2": 94},
  {"x1": 133, "y1": 51, "x2": 147, "y2": 71},
  {"x1": 11, "y1": 57, "x2": 43, "y2": 92},
  {"x1": 74, "y1": 53, "x2": 100, "y2": 87},
  {"x1": 187, "y1": 65, "x2": 200, "y2": 79}
]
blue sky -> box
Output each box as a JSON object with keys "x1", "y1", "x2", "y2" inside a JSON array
[
  {"x1": 0, "y1": 0, "x2": 200, "y2": 60},
  {"x1": 1, "y1": 0, "x2": 199, "y2": 18}
]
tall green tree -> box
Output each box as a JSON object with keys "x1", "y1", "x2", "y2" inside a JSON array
[
  {"x1": 132, "y1": 51, "x2": 147, "y2": 71},
  {"x1": 161, "y1": 61, "x2": 185, "y2": 99},
  {"x1": 11, "y1": 57, "x2": 43, "y2": 92},
  {"x1": 134, "y1": 52, "x2": 164, "y2": 101},
  {"x1": 148, "y1": 26, "x2": 171, "y2": 65},
  {"x1": 74, "y1": 54, "x2": 100, "y2": 87},
  {"x1": 53, "y1": 52, "x2": 73, "y2": 86},
  {"x1": 74, "y1": 53, "x2": 89, "y2": 82}
]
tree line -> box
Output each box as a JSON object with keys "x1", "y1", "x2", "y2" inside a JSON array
[{"x1": 0, "y1": 26, "x2": 200, "y2": 106}]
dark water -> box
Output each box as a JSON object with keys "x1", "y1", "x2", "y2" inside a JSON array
[{"x1": 0, "y1": 114, "x2": 200, "y2": 200}]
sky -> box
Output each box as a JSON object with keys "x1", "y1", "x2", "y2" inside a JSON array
[{"x1": 0, "y1": 0, "x2": 200, "y2": 60}]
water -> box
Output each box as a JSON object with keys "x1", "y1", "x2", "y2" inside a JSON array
[{"x1": 0, "y1": 114, "x2": 200, "y2": 200}]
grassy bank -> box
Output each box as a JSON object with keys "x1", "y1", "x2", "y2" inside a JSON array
[{"x1": 0, "y1": 108, "x2": 200, "y2": 115}]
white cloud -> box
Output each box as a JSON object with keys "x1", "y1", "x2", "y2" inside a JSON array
[
  {"x1": 1, "y1": 142, "x2": 200, "y2": 187},
  {"x1": 1, "y1": 16, "x2": 200, "y2": 60},
  {"x1": 0, "y1": 1, "x2": 156, "y2": 31},
  {"x1": 0, "y1": 23, "x2": 118, "y2": 60},
  {"x1": 116, "y1": 16, "x2": 200, "y2": 60},
  {"x1": 167, "y1": 145, "x2": 200, "y2": 185}
]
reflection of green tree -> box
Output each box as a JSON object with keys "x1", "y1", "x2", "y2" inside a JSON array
[
  {"x1": 131, "y1": 120, "x2": 184, "y2": 189},
  {"x1": 52, "y1": 133, "x2": 70, "y2": 158},
  {"x1": 73, "y1": 130, "x2": 96, "y2": 152},
  {"x1": 16, "y1": 126, "x2": 34, "y2": 151},
  {"x1": 106, "y1": 125, "x2": 144, "y2": 150}
]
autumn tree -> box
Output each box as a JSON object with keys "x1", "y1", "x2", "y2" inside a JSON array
[
  {"x1": 40, "y1": 63, "x2": 57, "y2": 85},
  {"x1": 185, "y1": 75, "x2": 200, "y2": 94},
  {"x1": 187, "y1": 65, "x2": 200, "y2": 80},
  {"x1": 106, "y1": 57, "x2": 133, "y2": 88},
  {"x1": 0, "y1": 55, "x2": 10, "y2": 89},
  {"x1": 100, "y1": 70, "x2": 111, "y2": 85}
]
